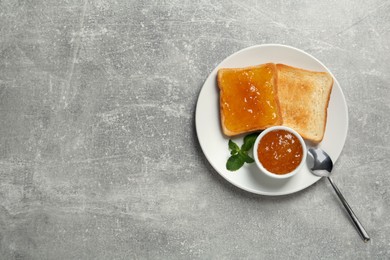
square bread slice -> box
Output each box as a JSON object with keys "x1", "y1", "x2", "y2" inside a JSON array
[
  {"x1": 276, "y1": 64, "x2": 333, "y2": 143},
  {"x1": 217, "y1": 63, "x2": 282, "y2": 136}
]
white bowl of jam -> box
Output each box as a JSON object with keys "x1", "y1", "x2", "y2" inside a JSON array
[{"x1": 253, "y1": 126, "x2": 307, "y2": 179}]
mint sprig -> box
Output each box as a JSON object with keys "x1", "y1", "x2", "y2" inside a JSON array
[{"x1": 226, "y1": 133, "x2": 259, "y2": 171}]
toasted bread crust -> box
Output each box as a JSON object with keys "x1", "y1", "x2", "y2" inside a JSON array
[
  {"x1": 276, "y1": 64, "x2": 333, "y2": 143},
  {"x1": 217, "y1": 63, "x2": 282, "y2": 136}
]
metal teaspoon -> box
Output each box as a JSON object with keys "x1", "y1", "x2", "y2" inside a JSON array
[{"x1": 308, "y1": 148, "x2": 370, "y2": 242}]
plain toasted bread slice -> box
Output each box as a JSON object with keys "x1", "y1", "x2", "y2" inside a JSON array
[
  {"x1": 217, "y1": 63, "x2": 282, "y2": 136},
  {"x1": 276, "y1": 64, "x2": 333, "y2": 143}
]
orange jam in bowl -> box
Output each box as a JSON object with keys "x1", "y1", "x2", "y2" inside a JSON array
[{"x1": 253, "y1": 126, "x2": 307, "y2": 178}]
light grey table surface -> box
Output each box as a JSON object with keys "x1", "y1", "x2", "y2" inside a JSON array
[{"x1": 1, "y1": 0, "x2": 389, "y2": 259}]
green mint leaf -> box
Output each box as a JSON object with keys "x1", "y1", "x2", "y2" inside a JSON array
[
  {"x1": 239, "y1": 151, "x2": 254, "y2": 163},
  {"x1": 241, "y1": 133, "x2": 259, "y2": 152},
  {"x1": 226, "y1": 134, "x2": 258, "y2": 171},
  {"x1": 228, "y1": 139, "x2": 240, "y2": 152},
  {"x1": 230, "y1": 150, "x2": 238, "y2": 155},
  {"x1": 226, "y1": 154, "x2": 245, "y2": 171}
]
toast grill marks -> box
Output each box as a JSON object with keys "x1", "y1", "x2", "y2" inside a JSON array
[{"x1": 217, "y1": 63, "x2": 282, "y2": 136}]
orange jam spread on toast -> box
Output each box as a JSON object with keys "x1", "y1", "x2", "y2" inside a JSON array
[
  {"x1": 219, "y1": 64, "x2": 280, "y2": 133},
  {"x1": 257, "y1": 129, "x2": 303, "y2": 174}
]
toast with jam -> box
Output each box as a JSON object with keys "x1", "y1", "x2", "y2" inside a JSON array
[{"x1": 217, "y1": 63, "x2": 283, "y2": 136}]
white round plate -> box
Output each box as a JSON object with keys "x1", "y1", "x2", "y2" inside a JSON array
[{"x1": 195, "y1": 44, "x2": 348, "y2": 196}]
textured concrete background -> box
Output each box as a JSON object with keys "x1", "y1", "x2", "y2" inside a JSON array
[{"x1": 0, "y1": 0, "x2": 389, "y2": 259}]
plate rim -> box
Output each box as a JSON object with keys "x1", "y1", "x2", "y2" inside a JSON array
[{"x1": 195, "y1": 43, "x2": 349, "y2": 196}]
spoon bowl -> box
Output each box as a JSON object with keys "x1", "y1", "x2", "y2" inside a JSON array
[
  {"x1": 308, "y1": 148, "x2": 370, "y2": 242},
  {"x1": 308, "y1": 148, "x2": 333, "y2": 177}
]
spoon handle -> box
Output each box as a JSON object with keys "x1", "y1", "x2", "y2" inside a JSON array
[{"x1": 327, "y1": 177, "x2": 370, "y2": 242}]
